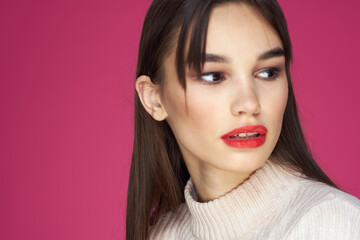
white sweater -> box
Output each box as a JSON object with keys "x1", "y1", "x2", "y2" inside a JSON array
[{"x1": 149, "y1": 160, "x2": 360, "y2": 239}]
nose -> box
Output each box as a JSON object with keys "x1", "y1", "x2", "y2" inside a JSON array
[{"x1": 230, "y1": 76, "x2": 261, "y2": 116}]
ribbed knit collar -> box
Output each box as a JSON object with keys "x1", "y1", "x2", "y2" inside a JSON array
[{"x1": 184, "y1": 160, "x2": 302, "y2": 240}]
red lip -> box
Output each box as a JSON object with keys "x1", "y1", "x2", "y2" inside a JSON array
[{"x1": 221, "y1": 124, "x2": 267, "y2": 149}]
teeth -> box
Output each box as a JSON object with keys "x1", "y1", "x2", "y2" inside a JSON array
[
  {"x1": 246, "y1": 132, "x2": 257, "y2": 136},
  {"x1": 234, "y1": 132, "x2": 258, "y2": 137}
]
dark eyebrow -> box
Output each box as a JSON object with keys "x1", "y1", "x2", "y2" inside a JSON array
[
  {"x1": 204, "y1": 47, "x2": 284, "y2": 64},
  {"x1": 205, "y1": 54, "x2": 230, "y2": 63},
  {"x1": 258, "y1": 47, "x2": 285, "y2": 61}
]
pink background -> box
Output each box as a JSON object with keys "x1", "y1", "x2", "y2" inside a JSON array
[{"x1": 0, "y1": 0, "x2": 359, "y2": 239}]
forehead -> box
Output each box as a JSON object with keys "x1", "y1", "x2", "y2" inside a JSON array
[{"x1": 205, "y1": 2, "x2": 283, "y2": 59}]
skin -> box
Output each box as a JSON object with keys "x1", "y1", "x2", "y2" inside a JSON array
[{"x1": 136, "y1": 3, "x2": 288, "y2": 202}]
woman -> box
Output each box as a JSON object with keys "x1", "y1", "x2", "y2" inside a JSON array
[{"x1": 127, "y1": 0, "x2": 360, "y2": 239}]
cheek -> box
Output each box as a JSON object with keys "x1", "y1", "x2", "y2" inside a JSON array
[
  {"x1": 164, "y1": 86, "x2": 220, "y2": 143},
  {"x1": 264, "y1": 80, "x2": 288, "y2": 129},
  {"x1": 162, "y1": 82, "x2": 186, "y2": 122},
  {"x1": 278, "y1": 81, "x2": 289, "y2": 115},
  {"x1": 186, "y1": 89, "x2": 219, "y2": 127}
]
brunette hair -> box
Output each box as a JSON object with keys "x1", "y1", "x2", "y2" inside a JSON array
[{"x1": 126, "y1": 0, "x2": 337, "y2": 239}]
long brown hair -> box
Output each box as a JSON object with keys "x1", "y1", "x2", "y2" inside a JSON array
[{"x1": 126, "y1": 0, "x2": 338, "y2": 239}]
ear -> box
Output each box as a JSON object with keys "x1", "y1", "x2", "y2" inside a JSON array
[{"x1": 135, "y1": 75, "x2": 168, "y2": 121}]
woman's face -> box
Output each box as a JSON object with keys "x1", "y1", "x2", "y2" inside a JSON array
[{"x1": 160, "y1": 3, "x2": 288, "y2": 184}]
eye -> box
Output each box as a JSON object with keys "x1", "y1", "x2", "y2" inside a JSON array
[
  {"x1": 256, "y1": 67, "x2": 282, "y2": 80},
  {"x1": 198, "y1": 72, "x2": 225, "y2": 83}
]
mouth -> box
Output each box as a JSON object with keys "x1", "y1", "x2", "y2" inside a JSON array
[
  {"x1": 228, "y1": 132, "x2": 261, "y2": 139},
  {"x1": 221, "y1": 125, "x2": 267, "y2": 149}
]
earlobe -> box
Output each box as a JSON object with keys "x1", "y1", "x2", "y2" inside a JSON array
[{"x1": 135, "y1": 75, "x2": 168, "y2": 121}]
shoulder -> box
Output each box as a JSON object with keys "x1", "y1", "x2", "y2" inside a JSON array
[
  {"x1": 285, "y1": 177, "x2": 360, "y2": 239},
  {"x1": 149, "y1": 203, "x2": 191, "y2": 240}
]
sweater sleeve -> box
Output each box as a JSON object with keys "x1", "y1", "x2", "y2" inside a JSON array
[{"x1": 285, "y1": 195, "x2": 360, "y2": 240}]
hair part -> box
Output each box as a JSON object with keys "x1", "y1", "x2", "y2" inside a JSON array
[{"x1": 127, "y1": 0, "x2": 337, "y2": 239}]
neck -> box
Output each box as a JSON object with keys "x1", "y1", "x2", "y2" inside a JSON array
[{"x1": 187, "y1": 161, "x2": 257, "y2": 202}]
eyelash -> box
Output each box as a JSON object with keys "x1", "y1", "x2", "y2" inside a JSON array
[
  {"x1": 197, "y1": 67, "x2": 282, "y2": 84},
  {"x1": 198, "y1": 72, "x2": 226, "y2": 83},
  {"x1": 257, "y1": 67, "x2": 282, "y2": 80}
]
